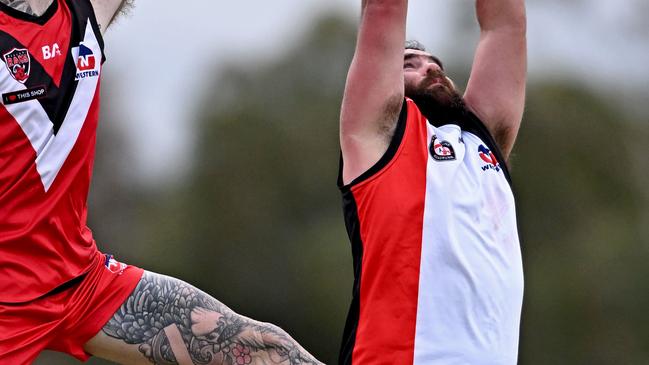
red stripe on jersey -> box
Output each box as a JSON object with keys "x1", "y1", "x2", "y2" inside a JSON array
[
  {"x1": 349, "y1": 99, "x2": 429, "y2": 364},
  {"x1": 0, "y1": 0, "x2": 71, "y2": 87}
]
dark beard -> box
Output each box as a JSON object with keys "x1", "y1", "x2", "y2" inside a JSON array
[{"x1": 406, "y1": 85, "x2": 467, "y2": 125}]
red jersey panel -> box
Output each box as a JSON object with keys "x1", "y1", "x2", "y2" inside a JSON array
[
  {"x1": 338, "y1": 100, "x2": 428, "y2": 364},
  {"x1": 0, "y1": 0, "x2": 105, "y2": 302}
]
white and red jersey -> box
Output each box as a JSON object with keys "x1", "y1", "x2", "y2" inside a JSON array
[
  {"x1": 0, "y1": 0, "x2": 104, "y2": 302},
  {"x1": 338, "y1": 98, "x2": 524, "y2": 364}
]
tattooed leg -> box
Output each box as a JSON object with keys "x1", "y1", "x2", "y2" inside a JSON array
[{"x1": 86, "y1": 271, "x2": 323, "y2": 365}]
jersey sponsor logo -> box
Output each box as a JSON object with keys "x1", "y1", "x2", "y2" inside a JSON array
[
  {"x1": 3, "y1": 48, "x2": 31, "y2": 83},
  {"x1": 105, "y1": 255, "x2": 128, "y2": 275},
  {"x1": 430, "y1": 135, "x2": 456, "y2": 161},
  {"x1": 71, "y1": 43, "x2": 99, "y2": 80},
  {"x1": 478, "y1": 144, "x2": 501, "y2": 172},
  {"x1": 2, "y1": 85, "x2": 47, "y2": 105},
  {"x1": 42, "y1": 43, "x2": 62, "y2": 60}
]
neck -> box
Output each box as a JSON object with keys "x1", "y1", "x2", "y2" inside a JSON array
[
  {"x1": 0, "y1": 0, "x2": 52, "y2": 16},
  {"x1": 409, "y1": 94, "x2": 468, "y2": 126}
]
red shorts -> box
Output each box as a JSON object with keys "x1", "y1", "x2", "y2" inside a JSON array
[{"x1": 0, "y1": 252, "x2": 144, "y2": 364}]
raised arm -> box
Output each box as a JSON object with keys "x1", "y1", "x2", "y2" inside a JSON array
[
  {"x1": 463, "y1": 0, "x2": 527, "y2": 160},
  {"x1": 340, "y1": 0, "x2": 408, "y2": 185},
  {"x1": 89, "y1": 0, "x2": 133, "y2": 33}
]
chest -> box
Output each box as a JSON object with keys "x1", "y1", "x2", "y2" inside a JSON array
[{"x1": 423, "y1": 124, "x2": 515, "y2": 221}]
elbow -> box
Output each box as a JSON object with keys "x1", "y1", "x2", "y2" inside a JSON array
[
  {"x1": 477, "y1": 1, "x2": 527, "y2": 34},
  {"x1": 364, "y1": 0, "x2": 406, "y2": 7},
  {"x1": 362, "y1": 0, "x2": 408, "y2": 18},
  {"x1": 510, "y1": 7, "x2": 527, "y2": 34}
]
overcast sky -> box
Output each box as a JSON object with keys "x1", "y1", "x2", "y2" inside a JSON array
[{"x1": 101, "y1": 0, "x2": 648, "y2": 184}]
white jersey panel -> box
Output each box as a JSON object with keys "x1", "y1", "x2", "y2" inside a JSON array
[{"x1": 413, "y1": 123, "x2": 524, "y2": 365}]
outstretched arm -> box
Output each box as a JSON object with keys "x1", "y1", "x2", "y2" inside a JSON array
[
  {"x1": 463, "y1": 0, "x2": 527, "y2": 160},
  {"x1": 89, "y1": 0, "x2": 134, "y2": 33},
  {"x1": 340, "y1": 0, "x2": 408, "y2": 185}
]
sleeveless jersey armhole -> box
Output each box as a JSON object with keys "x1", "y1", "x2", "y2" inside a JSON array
[
  {"x1": 338, "y1": 99, "x2": 409, "y2": 191},
  {"x1": 66, "y1": 0, "x2": 106, "y2": 63}
]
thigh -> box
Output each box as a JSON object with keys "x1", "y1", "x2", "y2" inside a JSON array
[{"x1": 84, "y1": 271, "x2": 322, "y2": 365}]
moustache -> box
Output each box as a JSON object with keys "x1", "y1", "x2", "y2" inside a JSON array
[{"x1": 422, "y1": 71, "x2": 450, "y2": 88}]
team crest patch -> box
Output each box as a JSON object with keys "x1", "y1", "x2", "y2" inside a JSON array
[
  {"x1": 478, "y1": 144, "x2": 501, "y2": 172},
  {"x1": 105, "y1": 255, "x2": 128, "y2": 275},
  {"x1": 430, "y1": 135, "x2": 456, "y2": 161},
  {"x1": 3, "y1": 48, "x2": 31, "y2": 83},
  {"x1": 72, "y1": 43, "x2": 99, "y2": 80}
]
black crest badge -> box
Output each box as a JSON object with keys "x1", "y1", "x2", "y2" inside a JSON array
[{"x1": 430, "y1": 135, "x2": 456, "y2": 161}]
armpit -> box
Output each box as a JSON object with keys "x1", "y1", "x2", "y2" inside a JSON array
[{"x1": 377, "y1": 93, "x2": 405, "y2": 142}]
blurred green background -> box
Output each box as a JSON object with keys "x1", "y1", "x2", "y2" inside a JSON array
[{"x1": 35, "y1": 0, "x2": 648, "y2": 364}]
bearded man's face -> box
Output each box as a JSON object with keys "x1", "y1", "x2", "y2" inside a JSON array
[{"x1": 403, "y1": 49, "x2": 465, "y2": 121}]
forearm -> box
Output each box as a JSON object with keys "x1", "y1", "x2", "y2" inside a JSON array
[
  {"x1": 475, "y1": 0, "x2": 526, "y2": 33},
  {"x1": 361, "y1": 0, "x2": 408, "y2": 17},
  {"x1": 356, "y1": 0, "x2": 408, "y2": 67}
]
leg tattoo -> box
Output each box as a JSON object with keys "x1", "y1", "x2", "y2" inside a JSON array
[{"x1": 102, "y1": 272, "x2": 322, "y2": 365}]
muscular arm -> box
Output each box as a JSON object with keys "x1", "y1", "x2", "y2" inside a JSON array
[
  {"x1": 339, "y1": 0, "x2": 408, "y2": 185},
  {"x1": 463, "y1": 0, "x2": 527, "y2": 160},
  {"x1": 89, "y1": 0, "x2": 134, "y2": 33}
]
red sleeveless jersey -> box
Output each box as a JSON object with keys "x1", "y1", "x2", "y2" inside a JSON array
[{"x1": 0, "y1": 0, "x2": 104, "y2": 302}]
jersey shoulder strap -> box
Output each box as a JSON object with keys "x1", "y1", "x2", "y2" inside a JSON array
[{"x1": 65, "y1": 0, "x2": 105, "y2": 62}]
